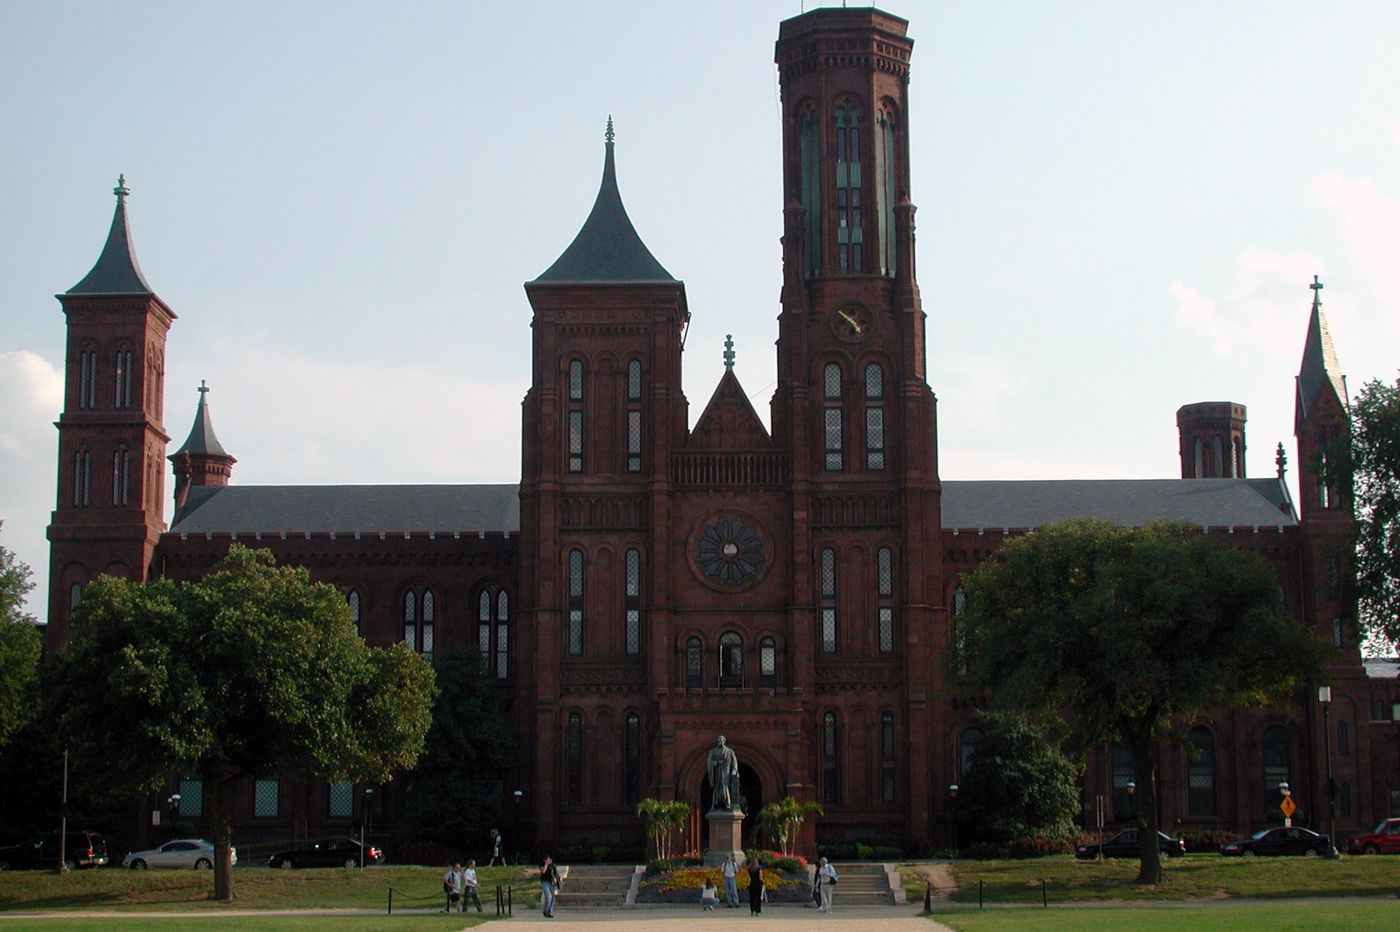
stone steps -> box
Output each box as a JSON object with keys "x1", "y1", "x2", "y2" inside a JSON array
[{"x1": 554, "y1": 865, "x2": 635, "y2": 908}]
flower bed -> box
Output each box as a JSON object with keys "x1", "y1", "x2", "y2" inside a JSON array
[{"x1": 635, "y1": 866, "x2": 812, "y2": 904}]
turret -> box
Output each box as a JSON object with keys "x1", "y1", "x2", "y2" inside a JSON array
[
  {"x1": 1176, "y1": 402, "x2": 1246, "y2": 478},
  {"x1": 169, "y1": 380, "x2": 236, "y2": 514}
]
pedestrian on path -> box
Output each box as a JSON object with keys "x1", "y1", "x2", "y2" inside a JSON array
[
  {"x1": 721, "y1": 853, "x2": 740, "y2": 907},
  {"x1": 817, "y1": 857, "x2": 837, "y2": 912},
  {"x1": 442, "y1": 862, "x2": 463, "y2": 913},
  {"x1": 462, "y1": 858, "x2": 483, "y2": 912},
  {"x1": 747, "y1": 860, "x2": 764, "y2": 916},
  {"x1": 489, "y1": 828, "x2": 506, "y2": 866},
  {"x1": 540, "y1": 854, "x2": 562, "y2": 918}
]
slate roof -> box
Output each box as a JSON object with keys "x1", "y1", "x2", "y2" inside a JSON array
[
  {"x1": 533, "y1": 126, "x2": 675, "y2": 284},
  {"x1": 169, "y1": 484, "x2": 519, "y2": 535},
  {"x1": 171, "y1": 386, "x2": 231, "y2": 459},
  {"x1": 67, "y1": 178, "x2": 155, "y2": 295},
  {"x1": 941, "y1": 478, "x2": 1296, "y2": 531}
]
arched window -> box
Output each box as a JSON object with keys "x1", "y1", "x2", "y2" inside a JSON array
[
  {"x1": 799, "y1": 107, "x2": 821, "y2": 278},
  {"x1": 865, "y1": 363, "x2": 885, "y2": 471},
  {"x1": 624, "y1": 712, "x2": 641, "y2": 805},
  {"x1": 877, "y1": 546, "x2": 895, "y2": 653},
  {"x1": 959, "y1": 726, "x2": 982, "y2": 779},
  {"x1": 834, "y1": 102, "x2": 863, "y2": 272},
  {"x1": 72, "y1": 447, "x2": 91, "y2": 507},
  {"x1": 566, "y1": 713, "x2": 583, "y2": 804},
  {"x1": 821, "y1": 712, "x2": 840, "y2": 804},
  {"x1": 78, "y1": 345, "x2": 97, "y2": 410},
  {"x1": 876, "y1": 105, "x2": 898, "y2": 276},
  {"x1": 626, "y1": 360, "x2": 643, "y2": 473},
  {"x1": 624, "y1": 548, "x2": 642, "y2": 656},
  {"x1": 719, "y1": 632, "x2": 743, "y2": 684},
  {"x1": 68, "y1": 582, "x2": 83, "y2": 627},
  {"x1": 1262, "y1": 725, "x2": 1291, "y2": 814},
  {"x1": 111, "y1": 446, "x2": 130, "y2": 506},
  {"x1": 567, "y1": 549, "x2": 585, "y2": 655},
  {"x1": 819, "y1": 547, "x2": 838, "y2": 654},
  {"x1": 759, "y1": 636, "x2": 777, "y2": 689},
  {"x1": 823, "y1": 363, "x2": 844, "y2": 471},
  {"x1": 685, "y1": 636, "x2": 703, "y2": 690},
  {"x1": 1111, "y1": 743, "x2": 1135, "y2": 821},
  {"x1": 1192, "y1": 438, "x2": 1203, "y2": 478},
  {"x1": 1211, "y1": 436, "x2": 1224, "y2": 478},
  {"x1": 1187, "y1": 726, "x2": 1216, "y2": 816},
  {"x1": 567, "y1": 359, "x2": 585, "y2": 473},
  {"x1": 477, "y1": 585, "x2": 510, "y2": 678},
  {"x1": 401, "y1": 586, "x2": 435, "y2": 663},
  {"x1": 951, "y1": 586, "x2": 967, "y2": 674},
  {"x1": 1336, "y1": 720, "x2": 1349, "y2": 758},
  {"x1": 114, "y1": 346, "x2": 133, "y2": 409},
  {"x1": 1230, "y1": 437, "x2": 1241, "y2": 478},
  {"x1": 343, "y1": 587, "x2": 361, "y2": 635},
  {"x1": 880, "y1": 712, "x2": 896, "y2": 803}
]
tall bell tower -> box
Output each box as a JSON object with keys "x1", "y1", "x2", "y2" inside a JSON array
[
  {"x1": 773, "y1": 8, "x2": 943, "y2": 844},
  {"x1": 46, "y1": 178, "x2": 175, "y2": 649}
]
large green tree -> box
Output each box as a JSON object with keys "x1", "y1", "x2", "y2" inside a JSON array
[
  {"x1": 0, "y1": 522, "x2": 42, "y2": 750},
  {"x1": 401, "y1": 646, "x2": 514, "y2": 856},
  {"x1": 1348, "y1": 375, "x2": 1400, "y2": 648},
  {"x1": 47, "y1": 545, "x2": 435, "y2": 900},
  {"x1": 956, "y1": 519, "x2": 1324, "y2": 884},
  {"x1": 955, "y1": 713, "x2": 1080, "y2": 846}
]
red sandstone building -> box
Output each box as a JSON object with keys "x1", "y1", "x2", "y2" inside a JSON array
[{"x1": 45, "y1": 8, "x2": 1398, "y2": 855}]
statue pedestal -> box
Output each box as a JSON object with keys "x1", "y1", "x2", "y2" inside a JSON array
[{"x1": 703, "y1": 808, "x2": 746, "y2": 867}]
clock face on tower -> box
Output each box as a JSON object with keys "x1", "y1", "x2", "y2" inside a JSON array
[
  {"x1": 831, "y1": 303, "x2": 872, "y2": 343},
  {"x1": 691, "y1": 513, "x2": 767, "y2": 589}
]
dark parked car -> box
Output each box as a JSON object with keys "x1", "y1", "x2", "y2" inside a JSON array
[
  {"x1": 1220, "y1": 826, "x2": 1332, "y2": 857},
  {"x1": 1075, "y1": 829, "x2": 1186, "y2": 859},
  {"x1": 0, "y1": 831, "x2": 109, "y2": 871},
  {"x1": 268, "y1": 837, "x2": 382, "y2": 869},
  {"x1": 1346, "y1": 818, "x2": 1400, "y2": 855}
]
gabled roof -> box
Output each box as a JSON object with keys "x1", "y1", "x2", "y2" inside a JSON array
[
  {"x1": 533, "y1": 122, "x2": 675, "y2": 284},
  {"x1": 66, "y1": 177, "x2": 154, "y2": 295},
  {"x1": 941, "y1": 478, "x2": 1296, "y2": 531},
  {"x1": 1296, "y1": 282, "x2": 1348, "y2": 421},
  {"x1": 171, "y1": 382, "x2": 232, "y2": 460},
  {"x1": 170, "y1": 484, "x2": 519, "y2": 535},
  {"x1": 689, "y1": 369, "x2": 772, "y2": 450}
]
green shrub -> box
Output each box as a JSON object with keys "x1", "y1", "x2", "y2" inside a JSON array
[{"x1": 855, "y1": 842, "x2": 874, "y2": 860}]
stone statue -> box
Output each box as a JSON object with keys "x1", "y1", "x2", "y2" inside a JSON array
[{"x1": 708, "y1": 735, "x2": 740, "y2": 811}]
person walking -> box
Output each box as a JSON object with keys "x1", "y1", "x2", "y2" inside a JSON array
[
  {"x1": 746, "y1": 860, "x2": 764, "y2": 916},
  {"x1": 462, "y1": 858, "x2": 483, "y2": 912},
  {"x1": 488, "y1": 828, "x2": 505, "y2": 867},
  {"x1": 721, "y1": 853, "x2": 740, "y2": 907},
  {"x1": 442, "y1": 862, "x2": 463, "y2": 913},
  {"x1": 540, "y1": 854, "x2": 561, "y2": 918},
  {"x1": 817, "y1": 856, "x2": 838, "y2": 912}
]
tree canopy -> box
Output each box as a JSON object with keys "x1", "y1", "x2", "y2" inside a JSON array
[
  {"x1": 955, "y1": 713, "x2": 1080, "y2": 846},
  {"x1": 402, "y1": 645, "x2": 515, "y2": 857},
  {"x1": 956, "y1": 518, "x2": 1324, "y2": 883},
  {"x1": 1348, "y1": 375, "x2": 1400, "y2": 648},
  {"x1": 0, "y1": 522, "x2": 41, "y2": 750},
  {"x1": 47, "y1": 545, "x2": 436, "y2": 899}
]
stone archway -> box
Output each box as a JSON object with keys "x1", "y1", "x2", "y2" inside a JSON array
[{"x1": 700, "y1": 762, "x2": 764, "y2": 823}]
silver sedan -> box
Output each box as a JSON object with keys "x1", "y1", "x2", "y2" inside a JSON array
[{"x1": 122, "y1": 839, "x2": 236, "y2": 870}]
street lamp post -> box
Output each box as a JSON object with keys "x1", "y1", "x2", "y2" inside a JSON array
[
  {"x1": 1318, "y1": 687, "x2": 1335, "y2": 854},
  {"x1": 948, "y1": 784, "x2": 959, "y2": 860},
  {"x1": 167, "y1": 794, "x2": 181, "y2": 841},
  {"x1": 1126, "y1": 781, "x2": 1136, "y2": 825},
  {"x1": 512, "y1": 789, "x2": 524, "y2": 865},
  {"x1": 361, "y1": 787, "x2": 374, "y2": 868},
  {"x1": 1279, "y1": 782, "x2": 1292, "y2": 828}
]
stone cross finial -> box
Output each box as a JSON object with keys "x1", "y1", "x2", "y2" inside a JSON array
[
  {"x1": 114, "y1": 174, "x2": 129, "y2": 200},
  {"x1": 198, "y1": 379, "x2": 209, "y2": 400},
  {"x1": 723, "y1": 334, "x2": 734, "y2": 370},
  {"x1": 605, "y1": 115, "x2": 615, "y2": 144},
  {"x1": 1276, "y1": 442, "x2": 1287, "y2": 479},
  {"x1": 1310, "y1": 274, "x2": 1323, "y2": 307}
]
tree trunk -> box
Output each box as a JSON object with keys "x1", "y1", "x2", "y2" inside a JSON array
[
  {"x1": 1130, "y1": 737, "x2": 1162, "y2": 885},
  {"x1": 206, "y1": 768, "x2": 236, "y2": 901}
]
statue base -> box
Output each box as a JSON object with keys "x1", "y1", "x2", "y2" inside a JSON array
[{"x1": 703, "y1": 808, "x2": 746, "y2": 867}]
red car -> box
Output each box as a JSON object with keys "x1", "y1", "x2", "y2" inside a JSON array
[{"x1": 1347, "y1": 818, "x2": 1400, "y2": 855}]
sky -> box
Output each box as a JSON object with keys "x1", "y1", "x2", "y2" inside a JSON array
[{"x1": 2, "y1": 1, "x2": 1398, "y2": 625}]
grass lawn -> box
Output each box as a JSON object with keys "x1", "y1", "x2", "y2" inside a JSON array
[
  {"x1": 903, "y1": 855, "x2": 1400, "y2": 904},
  {"x1": 0, "y1": 865, "x2": 536, "y2": 913},
  {"x1": 0, "y1": 919, "x2": 483, "y2": 931},
  {"x1": 933, "y1": 902, "x2": 1400, "y2": 931}
]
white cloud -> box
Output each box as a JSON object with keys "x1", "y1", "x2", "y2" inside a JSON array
[
  {"x1": 1171, "y1": 247, "x2": 1323, "y2": 359},
  {"x1": 1305, "y1": 172, "x2": 1400, "y2": 309},
  {"x1": 0, "y1": 349, "x2": 64, "y2": 624},
  {"x1": 1382, "y1": 117, "x2": 1400, "y2": 147}
]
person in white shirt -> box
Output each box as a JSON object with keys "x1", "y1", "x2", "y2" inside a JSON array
[
  {"x1": 462, "y1": 858, "x2": 483, "y2": 912},
  {"x1": 721, "y1": 853, "x2": 740, "y2": 907},
  {"x1": 817, "y1": 857, "x2": 837, "y2": 912},
  {"x1": 442, "y1": 863, "x2": 463, "y2": 913},
  {"x1": 699, "y1": 878, "x2": 719, "y2": 910}
]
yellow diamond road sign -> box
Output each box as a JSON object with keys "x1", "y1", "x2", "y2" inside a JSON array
[{"x1": 1280, "y1": 796, "x2": 1297, "y2": 818}]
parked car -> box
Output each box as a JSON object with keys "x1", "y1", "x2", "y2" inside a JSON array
[
  {"x1": 123, "y1": 838, "x2": 234, "y2": 870},
  {"x1": 1346, "y1": 818, "x2": 1400, "y2": 855},
  {"x1": 1220, "y1": 826, "x2": 1332, "y2": 857},
  {"x1": 267, "y1": 837, "x2": 382, "y2": 869},
  {"x1": 1075, "y1": 829, "x2": 1186, "y2": 859},
  {"x1": 0, "y1": 831, "x2": 109, "y2": 871}
]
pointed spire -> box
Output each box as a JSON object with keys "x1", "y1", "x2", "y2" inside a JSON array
[
  {"x1": 533, "y1": 119, "x2": 675, "y2": 283},
  {"x1": 67, "y1": 175, "x2": 154, "y2": 295},
  {"x1": 173, "y1": 380, "x2": 231, "y2": 458},
  {"x1": 1296, "y1": 274, "x2": 1348, "y2": 419}
]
